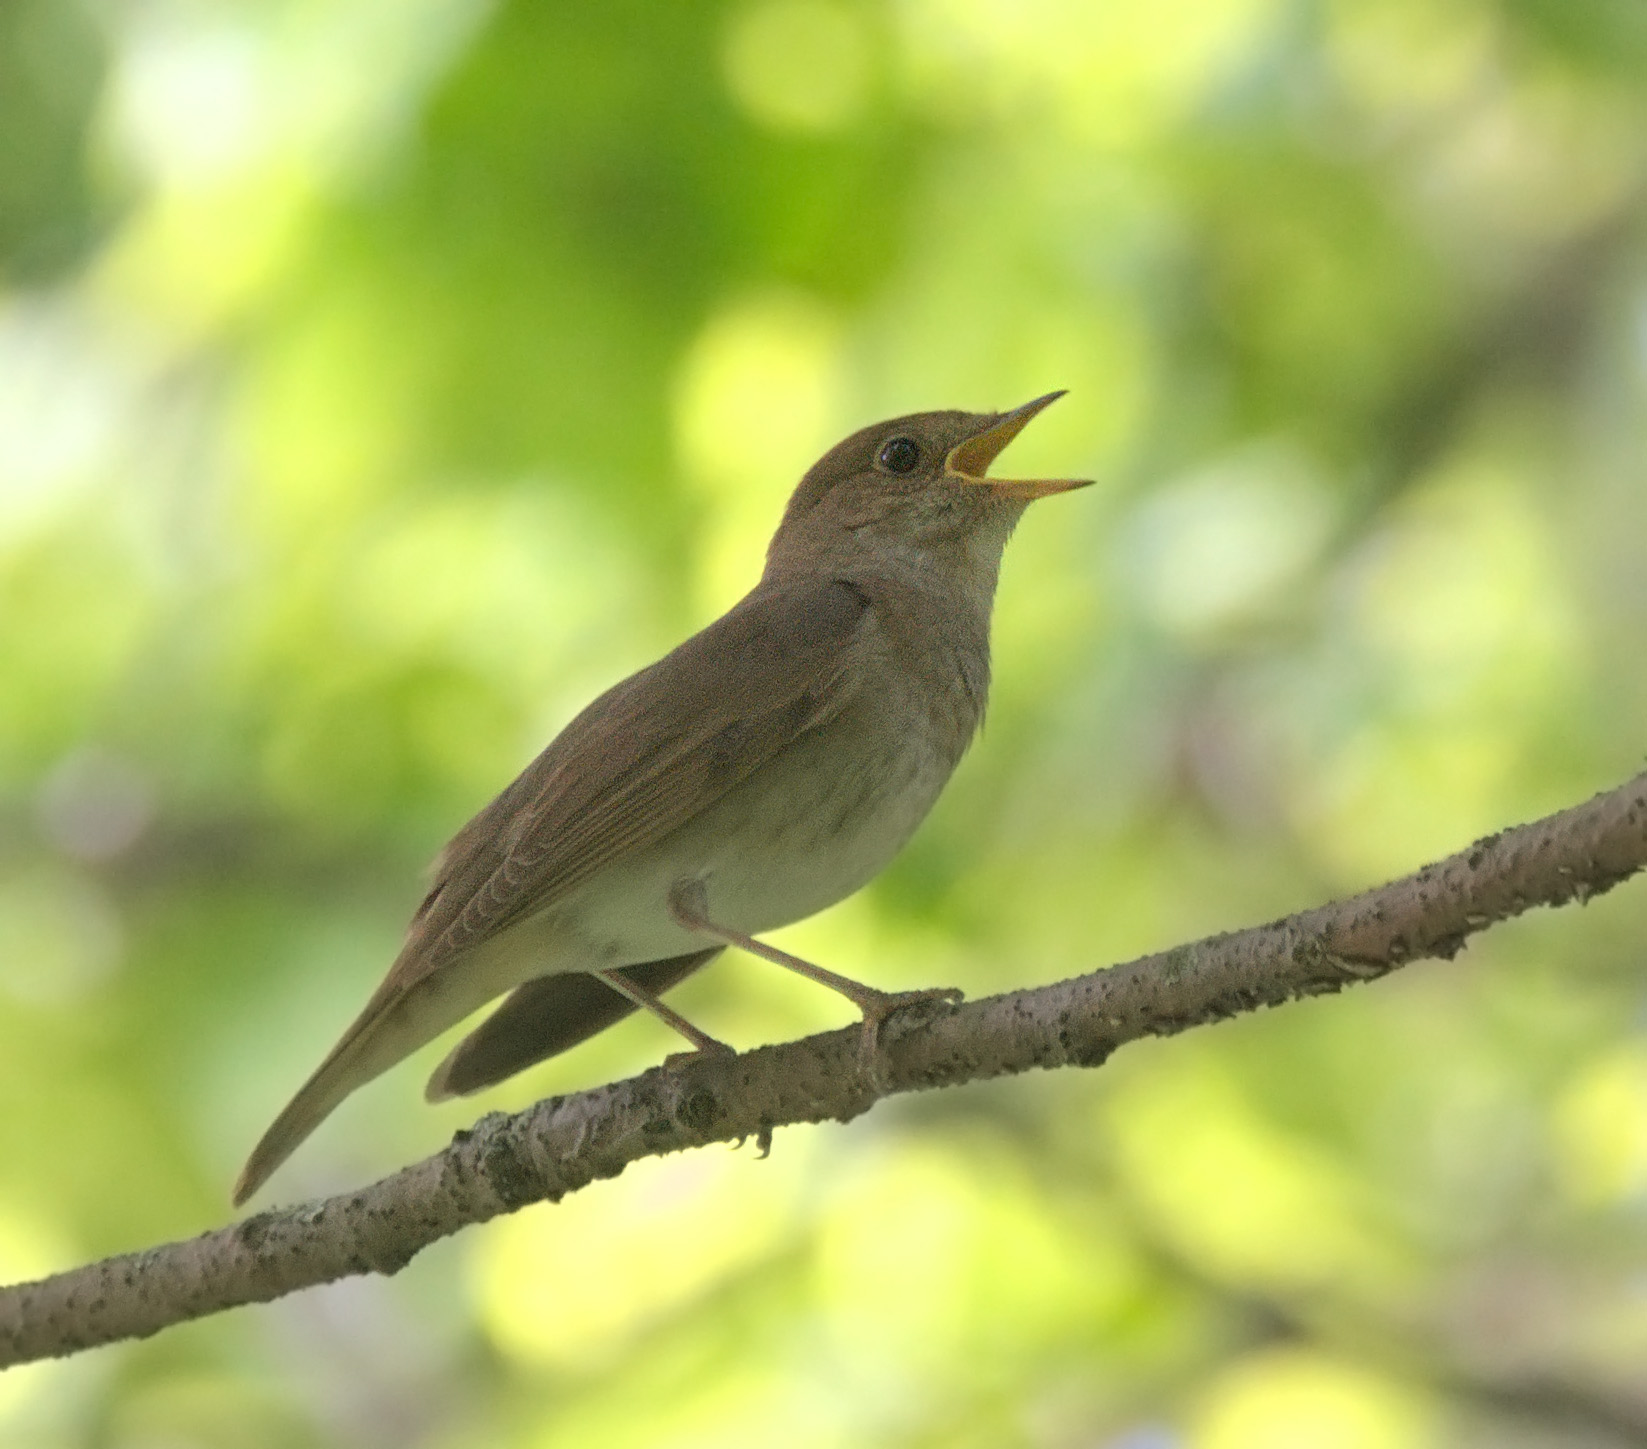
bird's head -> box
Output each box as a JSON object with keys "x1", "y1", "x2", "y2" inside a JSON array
[{"x1": 765, "y1": 392, "x2": 1091, "y2": 579}]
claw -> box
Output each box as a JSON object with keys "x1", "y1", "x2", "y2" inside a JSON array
[
  {"x1": 856, "y1": 986, "x2": 964, "y2": 1055},
  {"x1": 662, "y1": 1039, "x2": 737, "y2": 1070}
]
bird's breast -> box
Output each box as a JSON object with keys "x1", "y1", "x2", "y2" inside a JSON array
[
  {"x1": 557, "y1": 644, "x2": 980, "y2": 964},
  {"x1": 481, "y1": 581, "x2": 991, "y2": 983},
  {"x1": 698, "y1": 692, "x2": 965, "y2": 929}
]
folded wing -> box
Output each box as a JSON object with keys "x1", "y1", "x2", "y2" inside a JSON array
[{"x1": 233, "y1": 577, "x2": 874, "y2": 1204}]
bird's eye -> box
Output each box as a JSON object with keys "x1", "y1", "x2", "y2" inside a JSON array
[{"x1": 878, "y1": 436, "x2": 920, "y2": 474}]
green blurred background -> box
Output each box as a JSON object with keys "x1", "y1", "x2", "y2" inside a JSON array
[{"x1": 3, "y1": 0, "x2": 1647, "y2": 1443}]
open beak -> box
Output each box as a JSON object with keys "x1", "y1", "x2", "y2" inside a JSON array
[{"x1": 944, "y1": 391, "x2": 1093, "y2": 501}]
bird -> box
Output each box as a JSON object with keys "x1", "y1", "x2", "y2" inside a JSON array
[{"x1": 233, "y1": 391, "x2": 1091, "y2": 1206}]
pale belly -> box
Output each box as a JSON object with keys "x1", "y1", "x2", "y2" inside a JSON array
[{"x1": 462, "y1": 698, "x2": 964, "y2": 993}]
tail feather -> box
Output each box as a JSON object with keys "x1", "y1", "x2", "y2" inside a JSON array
[
  {"x1": 234, "y1": 949, "x2": 725, "y2": 1206},
  {"x1": 425, "y1": 949, "x2": 721, "y2": 1101},
  {"x1": 233, "y1": 1053, "x2": 362, "y2": 1209},
  {"x1": 234, "y1": 969, "x2": 481, "y2": 1207}
]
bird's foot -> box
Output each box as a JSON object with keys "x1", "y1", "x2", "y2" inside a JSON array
[
  {"x1": 664, "y1": 884, "x2": 962, "y2": 1068},
  {"x1": 662, "y1": 1037, "x2": 737, "y2": 1070},
  {"x1": 855, "y1": 985, "x2": 964, "y2": 1057}
]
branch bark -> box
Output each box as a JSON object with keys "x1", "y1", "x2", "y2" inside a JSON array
[{"x1": 3, "y1": 772, "x2": 1645, "y2": 1370}]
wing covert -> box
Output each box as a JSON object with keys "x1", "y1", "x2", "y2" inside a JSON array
[{"x1": 391, "y1": 575, "x2": 873, "y2": 992}]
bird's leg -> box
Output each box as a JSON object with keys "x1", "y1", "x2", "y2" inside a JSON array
[
  {"x1": 593, "y1": 967, "x2": 733, "y2": 1060},
  {"x1": 668, "y1": 882, "x2": 962, "y2": 1052}
]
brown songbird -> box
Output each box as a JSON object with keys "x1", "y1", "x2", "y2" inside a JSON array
[{"x1": 234, "y1": 392, "x2": 1091, "y2": 1205}]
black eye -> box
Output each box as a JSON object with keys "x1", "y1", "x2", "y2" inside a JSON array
[{"x1": 878, "y1": 436, "x2": 920, "y2": 474}]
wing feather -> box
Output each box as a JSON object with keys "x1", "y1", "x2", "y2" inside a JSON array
[
  {"x1": 233, "y1": 577, "x2": 872, "y2": 1204},
  {"x1": 402, "y1": 575, "x2": 869, "y2": 979}
]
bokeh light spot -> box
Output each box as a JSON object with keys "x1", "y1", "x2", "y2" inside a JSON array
[
  {"x1": 722, "y1": 0, "x2": 872, "y2": 133},
  {"x1": 1122, "y1": 443, "x2": 1334, "y2": 640},
  {"x1": 472, "y1": 1144, "x2": 810, "y2": 1371},
  {"x1": 1105, "y1": 1057, "x2": 1398, "y2": 1295},
  {"x1": 1193, "y1": 1350, "x2": 1435, "y2": 1449},
  {"x1": 1554, "y1": 1043, "x2": 1647, "y2": 1207},
  {"x1": 672, "y1": 292, "x2": 846, "y2": 611}
]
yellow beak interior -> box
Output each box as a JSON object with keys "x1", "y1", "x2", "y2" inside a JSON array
[{"x1": 944, "y1": 391, "x2": 1093, "y2": 501}]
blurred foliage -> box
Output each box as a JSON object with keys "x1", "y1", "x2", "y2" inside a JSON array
[{"x1": 2, "y1": 0, "x2": 1647, "y2": 1444}]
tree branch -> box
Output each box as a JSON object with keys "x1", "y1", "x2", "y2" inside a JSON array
[{"x1": 3, "y1": 772, "x2": 1644, "y2": 1369}]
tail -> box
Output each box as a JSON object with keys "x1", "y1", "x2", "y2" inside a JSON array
[
  {"x1": 232, "y1": 1049, "x2": 365, "y2": 1209},
  {"x1": 425, "y1": 949, "x2": 720, "y2": 1101},
  {"x1": 233, "y1": 969, "x2": 480, "y2": 1207}
]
